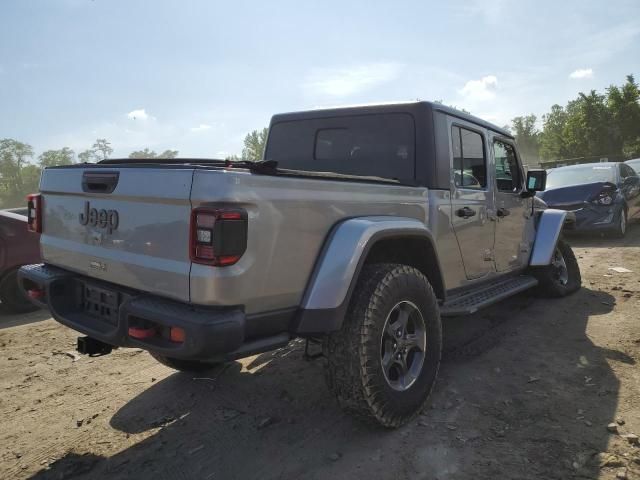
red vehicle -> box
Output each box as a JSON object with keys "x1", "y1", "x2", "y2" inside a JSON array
[{"x1": 0, "y1": 208, "x2": 41, "y2": 313}]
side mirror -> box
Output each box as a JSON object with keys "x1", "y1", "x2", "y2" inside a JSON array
[{"x1": 526, "y1": 169, "x2": 547, "y2": 192}]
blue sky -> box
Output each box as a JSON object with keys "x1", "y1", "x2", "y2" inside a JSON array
[{"x1": 1, "y1": 0, "x2": 639, "y2": 159}]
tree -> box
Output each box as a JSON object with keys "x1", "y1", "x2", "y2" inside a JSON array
[
  {"x1": 539, "y1": 105, "x2": 568, "y2": 160},
  {"x1": 510, "y1": 115, "x2": 540, "y2": 166},
  {"x1": 20, "y1": 165, "x2": 42, "y2": 198},
  {"x1": 0, "y1": 139, "x2": 35, "y2": 208},
  {"x1": 92, "y1": 139, "x2": 113, "y2": 161},
  {"x1": 78, "y1": 149, "x2": 95, "y2": 163},
  {"x1": 38, "y1": 147, "x2": 75, "y2": 167},
  {"x1": 607, "y1": 75, "x2": 640, "y2": 159},
  {"x1": 129, "y1": 148, "x2": 179, "y2": 159},
  {"x1": 241, "y1": 128, "x2": 268, "y2": 161},
  {"x1": 562, "y1": 90, "x2": 612, "y2": 159}
]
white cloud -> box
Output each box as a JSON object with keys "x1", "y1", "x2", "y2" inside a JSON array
[
  {"x1": 190, "y1": 123, "x2": 212, "y2": 132},
  {"x1": 569, "y1": 68, "x2": 593, "y2": 79},
  {"x1": 303, "y1": 62, "x2": 403, "y2": 97},
  {"x1": 126, "y1": 108, "x2": 150, "y2": 120},
  {"x1": 459, "y1": 75, "x2": 498, "y2": 102}
]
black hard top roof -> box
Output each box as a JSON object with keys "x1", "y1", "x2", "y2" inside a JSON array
[{"x1": 270, "y1": 101, "x2": 513, "y2": 139}]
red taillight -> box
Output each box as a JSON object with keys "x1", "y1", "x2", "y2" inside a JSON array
[
  {"x1": 128, "y1": 327, "x2": 157, "y2": 339},
  {"x1": 26, "y1": 193, "x2": 42, "y2": 233},
  {"x1": 27, "y1": 288, "x2": 45, "y2": 299},
  {"x1": 169, "y1": 327, "x2": 186, "y2": 343},
  {"x1": 190, "y1": 208, "x2": 247, "y2": 266}
]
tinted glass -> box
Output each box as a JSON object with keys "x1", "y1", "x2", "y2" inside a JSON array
[
  {"x1": 546, "y1": 164, "x2": 616, "y2": 189},
  {"x1": 493, "y1": 140, "x2": 522, "y2": 192},
  {"x1": 452, "y1": 126, "x2": 486, "y2": 188},
  {"x1": 626, "y1": 159, "x2": 640, "y2": 173},
  {"x1": 620, "y1": 163, "x2": 635, "y2": 178},
  {"x1": 265, "y1": 113, "x2": 415, "y2": 181}
]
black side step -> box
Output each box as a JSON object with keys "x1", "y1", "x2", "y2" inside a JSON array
[{"x1": 440, "y1": 275, "x2": 538, "y2": 317}]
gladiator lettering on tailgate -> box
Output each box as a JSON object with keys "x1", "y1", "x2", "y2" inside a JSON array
[{"x1": 79, "y1": 201, "x2": 119, "y2": 234}]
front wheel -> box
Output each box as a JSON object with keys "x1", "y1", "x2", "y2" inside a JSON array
[
  {"x1": 612, "y1": 208, "x2": 627, "y2": 239},
  {"x1": 532, "y1": 239, "x2": 581, "y2": 297},
  {"x1": 324, "y1": 263, "x2": 442, "y2": 428}
]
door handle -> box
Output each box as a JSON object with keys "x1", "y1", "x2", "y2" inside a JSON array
[
  {"x1": 456, "y1": 207, "x2": 477, "y2": 219},
  {"x1": 497, "y1": 207, "x2": 510, "y2": 217}
]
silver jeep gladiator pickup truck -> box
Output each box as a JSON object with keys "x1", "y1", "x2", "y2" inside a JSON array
[{"x1": 19, "y1": 101, "x2": 581, "y2": 427}]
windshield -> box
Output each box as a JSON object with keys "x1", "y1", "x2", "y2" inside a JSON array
[{"x1": 546, "y1": 165, "x2": 616, "y2": 189}]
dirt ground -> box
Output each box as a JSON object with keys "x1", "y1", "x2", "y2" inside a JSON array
[{"x1": 1, "y1": 227, "x2": 640, "y2": 480}]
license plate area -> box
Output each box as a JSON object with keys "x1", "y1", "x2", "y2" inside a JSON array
[{"x1": 82, "y1": 283, "x2": 119, "y2": 325}]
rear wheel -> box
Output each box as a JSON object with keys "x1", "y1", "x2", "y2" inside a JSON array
[
  {"x1": 150, "y1": 352, "x2": 223, "y2": 373},
  {"x1": 0, "y1": 270, "x2": 39, "y2": 314},
  {"x1": 532, "y1": 239, "x2": 581, "y2": 297},
  {"x1": 324, "y1": 263, "x2": 442, "y2": 428}
]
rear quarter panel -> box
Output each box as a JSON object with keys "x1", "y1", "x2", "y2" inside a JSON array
[{"x1": 190, "y1": 170, "x2": 436, "y2": 314}]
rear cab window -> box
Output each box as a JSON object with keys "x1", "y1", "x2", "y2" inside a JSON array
[{"x1": 265, "y1": 113, "x2": 415, "y2": 183}]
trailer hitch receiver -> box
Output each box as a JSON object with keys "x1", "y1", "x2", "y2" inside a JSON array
[{"x1": 77, "y1": 336, "x2": 114, "y2": 356}]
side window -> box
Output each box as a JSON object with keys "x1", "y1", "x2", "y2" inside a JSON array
[
  {"x1": 451, "y1": 126, "x2": 487, "y2": 189},
  {"x1": 493, "y1": 140, "x2": 522, "y2": 192},
  {"x1": 620, "y1": 164, "x2": 635, "y2": 179}
]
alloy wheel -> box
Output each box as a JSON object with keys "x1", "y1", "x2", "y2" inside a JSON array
[
  {"x1": 551, "y1": 247, "x2": 569, "y2": 286},
  {"x1": 380, "y1": 300, "x2": 427, "y2": 391}
]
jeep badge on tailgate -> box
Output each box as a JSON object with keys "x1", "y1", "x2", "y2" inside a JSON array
[{"x1": 79, "y1": 201, "x2": 119, "y2": 234}]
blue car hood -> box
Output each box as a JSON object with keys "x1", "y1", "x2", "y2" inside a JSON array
[{"x1": 537, "y1": 181, "x2": 617, "y2": 207}]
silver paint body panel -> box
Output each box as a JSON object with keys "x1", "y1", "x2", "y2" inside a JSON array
[
  {"x1": 301, "y1": 216, "x2": 435, "y2": 310},
  {"x1": 529, "y1": 209, "x2": 567, "y2": 266},
  {"x1": 40, "y1": 168, "x2": 194, "y2": 302}
]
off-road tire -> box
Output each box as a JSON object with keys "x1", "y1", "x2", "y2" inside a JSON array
[
  {"x1": 612, "y1": 207, "x2": 627, "y2": 239},
  {"x1": 532, "y1": 239, "x2": 581, "y2": 297},
  {"x1": 323, "y1": 263, "x2": 442, "y2": 428},
  {"x1": 0, "y1": 269, "x2": 39, "y2": 314},
  {"x1": 150, "y1": 352, "x2": 223, "y2": 373}
]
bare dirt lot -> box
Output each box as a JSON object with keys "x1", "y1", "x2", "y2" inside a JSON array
[{"x1": 1, "y1": 227, "x2": 640, "y2": 480}]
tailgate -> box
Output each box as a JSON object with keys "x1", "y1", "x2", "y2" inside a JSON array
[{"x1": 40, "y1": 167, "x2": 194, "y2": 302}]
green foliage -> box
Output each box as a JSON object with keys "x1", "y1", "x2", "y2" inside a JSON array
[
  {"x1": 241, "y1": 128, "x2": 268, "y2": 161},
  {"x1": 539, "y1": 105, "x2": 568, "y2": 160},
  {"x1": 510, "y1": 115, "x2": 540, "y2": 166},
  {"x1": 129, "y1": 148, "x2": 179, "y2": 159},
  {"x1": 0, "y1": 139, "x2": 37, "y2": 208},
  {"x1": 78, "y1": 149, "x2": 94, "y2": 163},
  {"x1": 538, "y1": 75, "x2": 640, "y2": 162},
  {"x1": 38, "y1": 147, "x2": 75, "y2": 167},
  {"x1": 623, "y1": 137, "x2": 640, "y2": 159},
  {"x1": 76, "y1": 138, "x2": 113, "y2": 163},
  {"x1": 92, "y1": 139, "x2": 113, "y2": 161}
]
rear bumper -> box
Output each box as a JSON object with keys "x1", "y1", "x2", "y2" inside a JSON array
[{"x1": 17, "y1": 264, "x2": 247, "y2": 361}]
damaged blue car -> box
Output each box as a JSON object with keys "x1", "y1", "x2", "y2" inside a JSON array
[{"x1": 538, "y1": 162, "x2": 640, "y2": 238}]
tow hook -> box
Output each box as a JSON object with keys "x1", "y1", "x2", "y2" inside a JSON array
[{"x1": 77, "y1": 336, "x2": 115, "y2": 356}]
